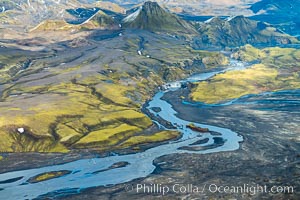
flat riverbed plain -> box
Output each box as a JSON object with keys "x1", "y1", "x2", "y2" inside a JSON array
[
  {"x1": 0, "y1": 61, "x2": 299, "y2": 199},
  {"x1": 58, "y1": 88, "x2": 300, "y2": 200},
  {"x1": 0, "y1": 67, "x2": 244, "y2": 199}
]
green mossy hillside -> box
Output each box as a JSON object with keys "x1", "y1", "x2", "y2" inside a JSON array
[
  {"x1": 123, "y1": 1, "x2": 196, "y2": 34},
  {"x1": 0, "y1": 31, "x2": 230, "y2": 153},
  {"x1": 0, "y1": 80, "x2": 153, "y2": 152},
  {"x1": 191, "y1": 46, "x2": 300, "y2": 103}
]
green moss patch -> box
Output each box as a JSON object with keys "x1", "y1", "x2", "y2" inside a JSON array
[
  {"x1": 191, "y1": 46, "x2": 300, "y2": 104},
  {"x1": 74, "y1": 124, "x2": 142, "y2": 148},
  {"x1": 120, "y1": 130, "x2": 181, "y2": 148},
  {"x1": 27, "y1": 170, "x2": 71, "y2": 183}
]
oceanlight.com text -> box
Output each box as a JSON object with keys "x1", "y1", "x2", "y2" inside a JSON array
[{"x1": 125, "y1": 183, "x2": 294, "y2": 196}]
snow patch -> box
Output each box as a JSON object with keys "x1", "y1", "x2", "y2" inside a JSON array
[
  {"x1": 123, "y1": 6, "x2": 142, "y2": 23},
  {"x1": 27, "y1": 0, "x2": 35, "y2": 11},
  {"x1": 226, "y1": 16, "x2": 236, "y2": 22},
  {"x1": 80, "y1": 10, "x2": 100, "y2": 25},
  {"x1": 54, "y1": 0, "x2": 61, "y2": 4},
  {"x1": 204, "y1": 17, "x2": 216, "y2": 23},
  {"x1": 17, "y1": 128, "x2": 25, "y2": 134}
]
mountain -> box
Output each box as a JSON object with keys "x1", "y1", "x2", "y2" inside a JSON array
[
  {"x1": 250, "y1": 0, "x2": 300, "y2": 16},
  {"x1": 122, "y1": 1, "x2": 196, "y2": 34},
  {"x1": 110, "y1": 0, "x2": 260, "y2": 16},
  {"x1": 0, "y1": 0, "x2": 82, "y2": 27},
  {"x1": 78, "y1": 10, "x2": 118, "y2": 29},
  {"x1": 1, "y1": 0, "x2": 298, "y2": 47},
  {"x1": 0, "y1": 0, "x2": 124, "y2": 30},
  {"x1": 30, "y1": 10, "x2": 118, "y2": 32},
  {"x1": 93, "y1": 1, "x2": 126, "y2": 14},
  {"x1": 192, "y1": 16, "x2": 299, "y2": 49},
  {"x1": 249, "y1": 0, "x2": 300, "y2": 37}
]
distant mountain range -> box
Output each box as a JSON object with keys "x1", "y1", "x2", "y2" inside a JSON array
[
  {"x1": 30, "y1": 10, "x2": 118, "y2": 32},
  {"x1": 192, "y1": 15, "x2": 298, "y2": 49},
  {"x1": 109, "y1": 0, "x2": 260, "y2": 16},
  {"x1": 0, "y1": 0, "x2": 123, "y2": 28},
  {"x1": 0, "y1": 0, "x2": 299, "y2": 49},
  {"x1": 250, "y1": 0, "x2": 300, "y2": 17},
  {"x1": 249, "y1": 0, "x2": 300, "y2": 37}
]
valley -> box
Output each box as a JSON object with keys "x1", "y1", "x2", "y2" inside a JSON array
[{"x1": 0, "y1": 28, "x2": 230, "y2": 154}]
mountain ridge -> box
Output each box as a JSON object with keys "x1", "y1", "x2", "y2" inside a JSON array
[
  {"x1": 122, "y1": 1, "x2": 197, "y2": 34},
  {"x1": 249, "y1": 0, "x2": 300, "y2": 37},
  {"x1": 0, "y1": 0, "x2": 124, "y2": 29},
  {"x1": 192, "y1": 15, "x2": 299, "y2": 49}
]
